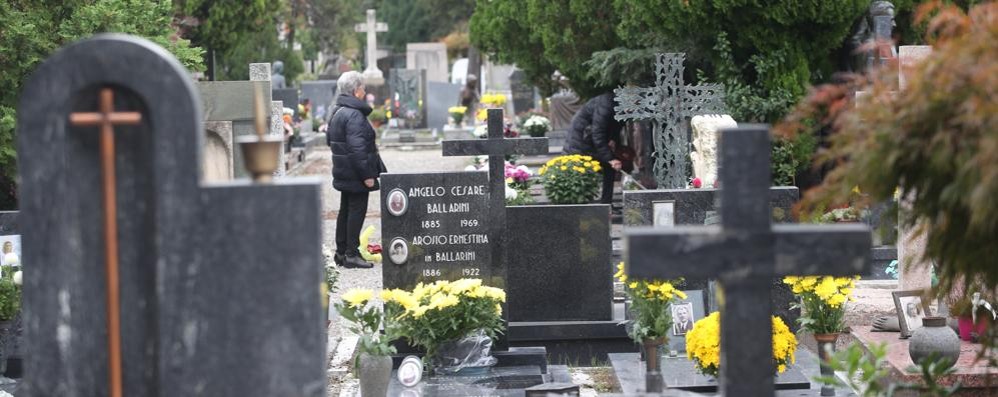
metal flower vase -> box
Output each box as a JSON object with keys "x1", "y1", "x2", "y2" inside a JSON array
[
  {"x1": 814, "y1": 333, "x2": 840, "y2": 396},
  {"x1": 643, "y1": 337, "x2": 666, "y2": 393}
]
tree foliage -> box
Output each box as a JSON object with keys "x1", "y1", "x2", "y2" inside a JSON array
[
  {"x1": 0, "y1": 0, "x2": 203, "y2": 210},
  {"x1": 778, "y1": 2, "x2": 998, "y2": 291},
  {"x1": 175, "y1": 0, "x2": 281, "y2": 53}
]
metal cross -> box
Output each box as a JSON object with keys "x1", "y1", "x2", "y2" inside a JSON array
[
  {"x1": 442, "y1": 108, "x2": 548, "y2": 347},
  {"x1": 613, "y1": 53, "x2": 726, "y2": 189},
  {"x1": 68, "y1": 87, "x2": 141, "y2": 397},
  {"x1": 625, "y1": 125, "x2": 871, "y2": 396}
]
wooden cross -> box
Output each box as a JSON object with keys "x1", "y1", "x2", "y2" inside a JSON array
[
  {"x1": 68, "y1": 87, "x2": 141, "y2": 397},
  {"x1": 613, "y1": 53, "x2": 726, "y2": 189},
  {"x1": 625, "y1": 125, "x2": 871, "y2": 396},
  {"x1": 442, "y1": 108, "x2": 547, "y2": 347}
]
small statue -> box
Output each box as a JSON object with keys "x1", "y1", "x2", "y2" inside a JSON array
[
  {"x1": 271, "y1": 60, "x2": 287, "y2": 89},
  {"x1": 458, "y1": 74, "x2": 480, "y2": 124},
  {"x1": 971, "y1": 292, "x2": 997, "y2": 325},
  {"x1": 847, "y1": 0, "x2": 897, "y2": 73}
]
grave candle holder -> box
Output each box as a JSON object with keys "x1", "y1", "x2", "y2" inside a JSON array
[{"x1": 239, "y1": 85, "x2": 282, "y2": 183}]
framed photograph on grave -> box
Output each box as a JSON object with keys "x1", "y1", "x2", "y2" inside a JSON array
[
  {"x1": 893, "y1": 290, "x2": 929, "y2": 338},
  {"x1": 667, "y1": 290, "x2": 706, "y2": 353},
  {"x1": 388, "y1": 237, "x2": 409, "y2": 265},
  {"x1": 386, "y1": 188, "x2": 409, "y2": 217},
  {"x1": 0, "y1": 235, "x2": 21, "y2": 267},
  {"x1": 652, "y1": 200, "x2": 676, "y2": 227}
]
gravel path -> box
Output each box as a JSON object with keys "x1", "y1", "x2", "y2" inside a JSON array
[{"x1": 290, "y1": 146, "x2": 469, "y2": 396}]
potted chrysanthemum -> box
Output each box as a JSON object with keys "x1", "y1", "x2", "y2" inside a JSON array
[
  {"x1": 383, "y1": 279, "x2": 506, "y2": 374},
  {"x1": 783, "y1": 275, "x2": 858, "y2": 395},
  {"x1": 538, "y1": 154, "x2": 602, "y2": 204},
  {"x1": 686, "y1": 312, "x2": 797, "y2": 378},
  {"x1": 335, "y1": 289, "x2": 399, "y2": 397},
  {"x1": 614, "y1": 262, "x2": 685, "y2": 391}
]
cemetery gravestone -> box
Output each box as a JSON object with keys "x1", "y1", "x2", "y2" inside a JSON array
[
  {"x1": 16, "y1": 34, "x2": 325, "y2": 396},
  {"x1": 406, "y1": 42, "x2": 449, "y2": 83},
  {"x1": 272, "y1": 88, "x2": 299, "y2": 117},
  {"x1": 426, "y1": 81, "x2": 463, "y2": 131},
  {"x1": 509, "y1": 69, "x2": 535, "y2": 116},
  {"x1": 614, "y1": 53, "x2": 726, "y2": 189},
  {"x1": 198, "y1": 63, "x2": 275, "y2": 179},
  {"x1": 203, "y1": 121, "x2": 234, "y2": 182},
  {"x1": 300, "y1": 80, "x2": 337, "y2": 121},
  {"x1": 355, "y1": 9, "x2": 388, "y2": 84},
  {"x1": 626, "y1": 125, "x2": 871, "y2": 396},
  {"x1": 389, "y1": 69, "x2": 427, "y2": 129},
  {"x1": 897, "y1": 46, "x2": 933, "y2": 291}
]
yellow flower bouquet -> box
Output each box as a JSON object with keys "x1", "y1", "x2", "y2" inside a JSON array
[
  {"x1": 448, "y1": 106, "x2": 467, "y2": 125},
  {"x1": 614, "y1": 262, "x2": 686, "y2": 343},
  {"x1": 686, "y1": 312, "x2": 797, "y2": 377},
  {"x1": 480, "y1": 93, "x2": 507, "y2": 108},
  {"x1": 382, "y1": 279, "x2": 506, "y2": 363},
  {"x1": 783, "y1": 276, "x2": 858, "y2": 334},
  {"x1": 538, "y1": 154, "x2": 602, "y2": 204}
]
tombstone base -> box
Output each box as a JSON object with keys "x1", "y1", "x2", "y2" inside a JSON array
[
  {"x1": 609, "y1": 351, "x2": 811, "y2": 395},
  {"x1": 391, "y1": 341, "x2": 549, "y2": 374},
  {"x1": 508, "y1": 301, "x2": 638, "y2": 365},
  {"x1": 386, "y1": 364, "x2": 575, "y2": 397}
]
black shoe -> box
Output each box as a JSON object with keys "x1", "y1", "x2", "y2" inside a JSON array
[
  {"x1": 333, "y1": 253, "x2": 344, "y2": 266},
  {"x1": 342, "y1": 255, "x2": 374, "y2": 269}
]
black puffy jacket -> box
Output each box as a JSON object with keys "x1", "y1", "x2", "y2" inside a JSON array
[
  {"x1": 327, "y1": 94, "x2": 385, "y2": 192},
  {"x1": 563, "y1": 92, "x2": 623, "y2": 163}
]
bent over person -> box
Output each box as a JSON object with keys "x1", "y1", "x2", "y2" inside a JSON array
[
  {"x1": 563, "y1": 92, "x2": 624, "y2": 204},
  {"x1": 327, "y1": 71, "x2": 387, "y2": 269}
]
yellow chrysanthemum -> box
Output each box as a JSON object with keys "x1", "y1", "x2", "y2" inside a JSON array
[
  {"x1": 560, "y1": 166, "x2": 568, "y2": 171},
  {"x1": 614, "y1": 262, "x2": 628, "y2": 282},
  {"x1": 342, "y1": 288, "x2": 373, "y2": 308}
]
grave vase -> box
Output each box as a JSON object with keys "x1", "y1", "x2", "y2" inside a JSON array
[
  {"x1": 957, "y1": 315, "x2": 989, "y2": 342},
  {"x1": 0, "y1": 319, "x2": 13, "y2": 375},
  {"x1": 909, "y1": 317, "x2": 960, "y2": 370},
  {"x1": 357, "y1": 352, "x2": 392, "y2": 397},
  {"x1": 814, "y1": 333, "x2": 839, "y2": 396},
  {"x1": 642, "y1": 337, "x2": 665, "y2": 393}
]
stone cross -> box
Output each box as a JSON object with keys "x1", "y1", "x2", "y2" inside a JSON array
[
  {"x1": 16, "y1": 34, "x2": 324, "y2": 396},
  {"x1": 613, "y1": 53, "x2": 726, "y2": 189},
  {"x1": 67, "y1": 88, "x2": 143, "y2": 397},
  {"x1": 441, "y1": 109, "x2": 547, "y2": 346},
  {"x1": 354, "y1": 9, "x2": 388, "y2": 84},
  {"x1": 625, "y1": 125, "x2": 871, "y2": 396}
]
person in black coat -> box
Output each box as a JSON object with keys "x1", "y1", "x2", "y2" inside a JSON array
[
  {"x1": 563, "y1": 92, "x2": 623, "y2": 204},
  {"x1": 327, "y1": 71, "x2": 386, "y2": 269}
]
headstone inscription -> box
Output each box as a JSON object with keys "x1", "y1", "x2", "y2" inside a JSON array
[
  {"x1": 614, "y1": 53, "x2": 726, "y2": 189},
  {"x1": 389, "y1": 69, "x2": 427, "y2": 129},
  {"x1": 626, "y1": 125, "x2": 871, "y2": 396},
  {"x1": 16, "y1": 34, "x2": 325, "y2": 396}
]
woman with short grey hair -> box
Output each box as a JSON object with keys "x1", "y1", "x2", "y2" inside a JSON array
[{"x1": 326, "y1": 70, "x2": 386, "y2": 268}]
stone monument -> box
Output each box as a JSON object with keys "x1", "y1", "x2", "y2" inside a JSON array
[
  {"x1": 15, "y1": 34, "x2": 324, "y2": 396},
  {"x1": 354, "y1": 9, "x2": 388, "y2": 85}
]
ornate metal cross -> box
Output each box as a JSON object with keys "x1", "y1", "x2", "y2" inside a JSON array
[
  {"x1": 68, "y1": 87, "x2": 142, "y2": 397},
  {"x1": 442, "y1": 109, "x2": 547, "y2": 347},
  {"x1": 613, "y1": 53, "x2": 726, "y2": 189},
  {"x1": 625, "y1": 125, "x2": 871, "y2": 396}
]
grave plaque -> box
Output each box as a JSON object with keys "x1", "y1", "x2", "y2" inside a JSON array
[{"x1": 381, "y1": 171, "x2": 493, "y2": 289}]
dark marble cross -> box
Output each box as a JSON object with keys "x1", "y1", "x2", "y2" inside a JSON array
[
  {"x1": 67, "y1": 88, "x2": 143, "y2": 397},
  {"x1": 613, "y1": 53, "x2": 726, "y2": 189},
  {"x1": 17, "y1": 34, "x2": 324, "y2": 396},
  {"x1": 625, "y1": 125, "x2": 871, "y2": 396},
  {"x1": 441, "y1": 109, "x2": 547, "y2": 346}
]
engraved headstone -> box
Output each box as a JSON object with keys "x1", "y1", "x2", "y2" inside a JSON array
[
  {"x1": 16, "y1": 34, "x2": 324, "y2": 396},
  {"x1": 509, "y1": 69, "x2": 535, "y2": 116},
  {"x1": 614, "y1": 53, "x2": 726, "y2": 189},
  {"x1": 626, "y1": 125, "x2": 871, "y2": 396},
  {"x1": 389, "y1": 69, "x2": 427, "y2": 129}
]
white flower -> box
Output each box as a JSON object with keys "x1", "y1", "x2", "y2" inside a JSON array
[
  {"x1": 13, "y1": 271, "x2": 21, "y2": 286},
  {"x1": 472, "y1": 125, "x2": 488, "y2": 138},
  {"x1": 2, "y1": 253, "x2": 18, "y2": 267},
  {"x1": 515, "y1": 165, "x2": 532, "y2": 176},
  {"x1": 504, "y1": 183, "x2": 518, "y2": 200}
]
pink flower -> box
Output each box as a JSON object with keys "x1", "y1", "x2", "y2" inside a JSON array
[{"x1": 692, "y1": 177, "x2": 703, "y2": 188}]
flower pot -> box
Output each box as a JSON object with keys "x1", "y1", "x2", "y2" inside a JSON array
[
  {"x1": 814, "y1": 333, "x2": 839, "y2": 397},
  {"x1": 909, "y1": 317, "x2": 960, "y2": 370},
  {"x1": 642, "y1": 337, "x2": 666, "y2": 393},
  {"x1": 432, "y1": 329, "x2": 498, "y2": 375},
  {"x1": 957, "y1": 315, "x2": 989, "y2": 342},
  {"x1": 357, "y1": 352, "x2": 392, "y2": 397}
]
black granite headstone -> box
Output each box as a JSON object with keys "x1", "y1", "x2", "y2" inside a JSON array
[
  {"x1": 16, "y1": 34, "x2": 324, "y2": 396},
  {"x1": 626, "y1": 125, "x2": 871, "y2": 397},
  {"x1": 507, "y1": 205, "x2": 611, "y2": 321},
  {"x1": 272, "y1": 88, "x2": 299, "y2": 117},
  {"x1": 381, "y1": 171, "x2": 493, "y2": 289},
  {"x1": 622, "y1": 187, "x2": 803, "y2": 332},
  {"x1": 509, "y1": 70, "x2": 535, "y2": 116}
]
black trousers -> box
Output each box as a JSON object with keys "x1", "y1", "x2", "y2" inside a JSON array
[
  {"x1": 336, "y1": 190, "x2": 370, "y2": 257},
  {"x1": 600, "y1": 160, "x2": 616, "y2": 204}
]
